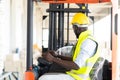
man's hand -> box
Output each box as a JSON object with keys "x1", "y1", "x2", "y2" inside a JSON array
[
  {"x1": 48, "y1": 50, "x2": 57, "y2": 57},
  {"x1": 43, "y1": 52, "x2": 55, "y2": 62}
]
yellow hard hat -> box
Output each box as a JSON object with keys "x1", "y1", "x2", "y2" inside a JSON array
[{"x1": 71, "y1": 13, "x2": 90, "y2": 25}]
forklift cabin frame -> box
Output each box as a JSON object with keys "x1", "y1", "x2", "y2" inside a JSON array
[{"x1": 25, "y1": 0, "x2": 118, "y2": 80}]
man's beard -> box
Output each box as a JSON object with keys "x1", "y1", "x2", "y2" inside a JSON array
[{"x1": 75, "y1": 33, "x2": 80, "y2": 38}]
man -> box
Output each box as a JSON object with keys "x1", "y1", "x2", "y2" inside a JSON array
[{"x1": 39, "y1": 12, "x2": 99, "y2": 80}]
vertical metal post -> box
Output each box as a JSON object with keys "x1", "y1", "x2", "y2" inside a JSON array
[
  {"x1": 25, "y1": 1, "x2": 35, "y2": 80},
  {"x1": 26, "y1": 0, "x2": 33, "y2": 70},
  {"x1": 67, "y1": 3, "x2": 69, "y2": 45},
  {"x1": 58, "y1": 4, "x2": 64, "y2": 48},
  {"x1": 86, "y1": 4, "x2": 88, "y2": 15},
  {"x1": 110, "y1": 8, "x2": 112, "y2": 50},
  {"x1": 53, "y1": 12, "x2": 57, "y2": 50},
  {"x1": 48, "y1": 4, "x2": 57, "y2": 50},
  {"x1": 48, "y1": 4, "x2": 53, "y2": 50},
  {"x1": 90, "y1": 16, "x2": 94, "y2": 35},
  {"x1": 111, "y1": 0, "x2": 118, "y2": 80}
]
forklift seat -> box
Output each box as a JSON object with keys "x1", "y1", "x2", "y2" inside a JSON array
[{"x1": 89, "y1": 57, "x2": 105, "y2": 80}]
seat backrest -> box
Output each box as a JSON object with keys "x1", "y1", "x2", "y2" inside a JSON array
[{"x1": 89, "y1": 57, "x2": 105, "y2": 80}]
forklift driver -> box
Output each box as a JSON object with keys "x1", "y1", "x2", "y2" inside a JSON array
[{"x1": 38, "y1": 12, "x2": 99, "y2": 80}]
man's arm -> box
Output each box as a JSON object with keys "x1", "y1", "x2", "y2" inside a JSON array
[
  {"x1": 57, "y1": 55, "x2": 72, "y2": 61},
  {"x1": 74, "y1": 39, "x2": 97, "y2": 68},
  {"x1": 43, "y1": 52, "x2": 79, "y2": 71},
  {"x1": 53, "y1": 57, "x2": 79, "y2": 71},
  {"x1": 46, "y1": 50, "x2": 73, "y2": 61}
]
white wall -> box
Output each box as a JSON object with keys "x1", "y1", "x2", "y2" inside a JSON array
[
  {"x1": 33, "y1": 2, "x2": 43, "y2": 49},
  {"x1": 0, "y1": 0, "x2": 10, "y2": 74},
  {"x1": 94, "y1": 15, "x2": 111, "y2": 46},
  {"x1": 10, "y1": 0, "x2": 25, "y2": 53},
  {"x1": 92, "y1": 15, "x2": 112, "y2": 61}
]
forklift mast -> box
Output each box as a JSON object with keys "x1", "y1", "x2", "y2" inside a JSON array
[{"x1": 25, "y1": 0, "x2": 119, "y2": 80}]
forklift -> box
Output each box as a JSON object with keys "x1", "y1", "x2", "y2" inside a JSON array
[{"x1": 25, "y1": 0, "x2": 118, "y2": 80}]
